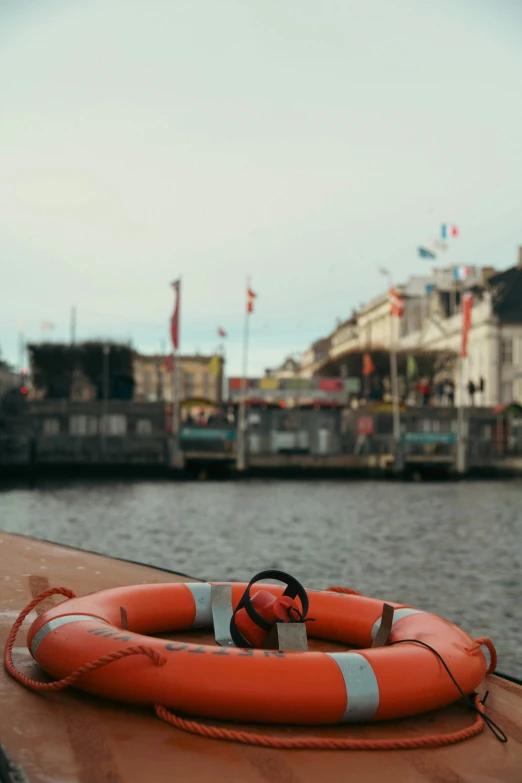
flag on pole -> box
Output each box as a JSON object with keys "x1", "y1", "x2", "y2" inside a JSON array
[
  {"x1": 461, "y1": 293, "x2": 473, "y2": 358},
  {"x1": 40, "y1": 320, "x2": 55, "y2": 331},
  {"x1": 406, "y1": 354, "x2": 418, "y2": 380},
  {"x1": 170, "y1": 279, "x2": 181, "y2": 351},
  {"x1": 217, "y1": 326, "x2": 227, "y2": 338},
  {"x1": 163, "y1": 354, "x2": 174, "y2": 373},
  {"x1": 389, "y1": 287, "x2": 404, "y2": 317},
  {"x1": 418, "y1": 247, "x2": 437, "y2": 259},
  {"x1": 246, "y1": 286, "x2": 257, "y2": 314},
  {"x1": 441, "y1": 224, "x2": 459, "y2": 239},
  {"x1": 453, "y1": 266, "x2": 474, "y2": 280},
  {"x1": 362, "y1": 353, "x2": 375, "y2": 376}
]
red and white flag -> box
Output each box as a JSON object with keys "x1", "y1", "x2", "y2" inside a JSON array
[
  {"x1": 217, "y1": 326, "x2": 227, "y2": 338},
  {"x1": 246, "y1": 287, "x2": 257, "y2": 314},
  {"x1": 389, "y1": 287, "x2": 404, "y2": 317},
  {"x1": 461, "y1": 292, "x2": 473, "y2": 358},
  {"x1": 170, "y1": 279, "x2": 181, "y2": 351}
]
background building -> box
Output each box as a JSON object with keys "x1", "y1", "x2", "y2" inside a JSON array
[
  {"x1": 274, "y1": 247, "x2": 522, "y2": 408},
  {"x1": 133, "y1": 352, "x2": 224, "y2": 410},
  {"x1": 0, "y1": 364, "x2": 18, "y2": 398},
  {"x1": 300, "y1": 337, "x2": 331, "y2": 378},
  {"x1": 264, "y1": 356, "x2": 301, "y2": 379}
]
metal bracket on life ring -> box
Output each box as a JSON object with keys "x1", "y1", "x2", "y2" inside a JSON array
[{"x1": 228, "y1": 570, "x2": 309, "y2": 650}]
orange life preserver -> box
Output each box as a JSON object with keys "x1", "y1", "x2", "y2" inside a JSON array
[{"x1": 26, "y1": 582, "x2": 488, "y2": 725}]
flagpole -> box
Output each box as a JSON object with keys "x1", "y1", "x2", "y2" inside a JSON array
[
  {"x1": 219, "y1": 340, "x2": 226, "y2": 407},
  {"x1": 171, "y1": 279, "x2": 182, "y2": 438},
  {"x1": 172, "y1": 346, "x2": 178, "y2": 434},
  {"x1": 380, "y1": 270, "x2": 401, "y2": 444},
  {"x1": 456, "y1": 292, "x2": 472, "y2": 473},
  {"x1": 390, "y1": 314, "x2": 400, "y2": 443},
  {"x1": 237, "y1": 278, "x2": 250, "y2": 471},
  {"x1": 17, "y1": 319, "x2": 25, "y2": 382}
]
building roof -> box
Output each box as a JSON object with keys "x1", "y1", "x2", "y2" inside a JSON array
[
  {"x1": 332, "y1": 314, "x2": 357, "y2": 333},
  {"x1": 275, "y1": 356, "x2": 300, "y2": 372},
  {"x1": 311, "y1": 336, "x2": 331, "y2": 351},
  {"x1": 488, "y1": 266, "x2": 522, "y2": 323}
]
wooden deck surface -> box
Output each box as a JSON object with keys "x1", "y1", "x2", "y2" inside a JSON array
[{"x1": 1, "y1": 531, "x2": 520, "y2": 783}]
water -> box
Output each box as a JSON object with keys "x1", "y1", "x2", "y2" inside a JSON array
[{"x1": 1, "y1": 479, "x2": 521, "y2": 676}]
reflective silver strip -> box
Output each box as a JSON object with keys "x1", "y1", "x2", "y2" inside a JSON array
[
  {"x1": 327, "y1": 652, "x2": 380, "y2": 722},
  {"x1": 371, "y1": 607, "x2": 423, "y2": 641},
  {"x1": 31, "y1": 614, "x2": 104, "y2": 656},
  {"x1": 211, "y1": 584, "x2": 235, "y2": 647},
  {"x1": 185, "y1": 583, "x2": 212, "y2": 628}
]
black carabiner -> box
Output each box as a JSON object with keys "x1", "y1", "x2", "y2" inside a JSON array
[{"x1": 230, "y1": 569, "x2": 309, "y2": 648}]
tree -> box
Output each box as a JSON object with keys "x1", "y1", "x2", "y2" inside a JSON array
[
  {"x1": 0, "y1": 345, "x2": 12, "y2": 371},
  {"x1": 28, "y1": 342, "x2": 135, "y2": 400}
]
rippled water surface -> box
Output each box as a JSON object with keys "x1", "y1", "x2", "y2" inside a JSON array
[{"x1": 1, "y1": 478, "x2": 521, "y2": 675}]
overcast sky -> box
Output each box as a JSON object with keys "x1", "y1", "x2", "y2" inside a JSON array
[{"x1": 1, "y1": 0, "x2": 521, "y2": 376}]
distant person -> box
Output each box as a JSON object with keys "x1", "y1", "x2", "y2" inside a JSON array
[
  {"x1": 479, "y1": 376, "x2": 485, "y2": 404},
  {"x1": 444, "y1": 380, "x2": 455, "y2": 406},
  {"x1": 417, "y1": 380, "x2": 431, "y2": 406},
  {"x1": 468, "y1": 380, "x2": 476, "y2": 406}
]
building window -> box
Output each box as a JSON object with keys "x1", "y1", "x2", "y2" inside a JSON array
[
  {"x1": 100, "y1": 415, "x2": 127, "y2": 435},
  {"x1": 42, "y1": 418, "x2": 60, "y2": 435},
  {"x1": 184, "y1": 372, "x2": 194, "y2": 398},
  {"x1": 136, "y1": 419, "x2": 152, "y2": 435},
  {"x1": 70, "y1": 415, "x2": 86, "y2": 435},
  {"x1": 70, "y1": 416, "x2": 98, "y2": 435},
  {"x1": 501, "y1": 338, "x2": 513, "y2": 365},
  {"x1": 143, "y1": 370, "x2": 154, "y2": 399},
  {"x1": 501, "y1": 381, "x2": 513, "y2": 404}
]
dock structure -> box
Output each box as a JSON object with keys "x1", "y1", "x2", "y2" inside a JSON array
[{"x1": 1, "y1": 399, "x2": 521, "y2": 477}]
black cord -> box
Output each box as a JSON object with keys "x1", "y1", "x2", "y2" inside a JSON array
[{"x1": 390, "y1": 639, "x2": 507, "y2": 743}]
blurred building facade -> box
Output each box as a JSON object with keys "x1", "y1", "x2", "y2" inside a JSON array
[
  {"x1": 269, "y1": 248, "x2": 522, "y2": 407},
  {"x1": 265, "y1": 356, "x2": 301, "y2": 379},
  {"x1": 133, "y1": 353, "x2": 224, "y2": 406},
  {"x1": 0, "y1": 365, "x2": 18, "y2": 398}
]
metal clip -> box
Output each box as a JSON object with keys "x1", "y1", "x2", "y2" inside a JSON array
[
  {"x1": 211, "y1": 584, "x2": 236, "y2": 647},
  {"x1": 263, "y1": 623, "x2": 308, "y2": 652},
  {"x1": 372, "y1": 603, "x2": 395, "y2": 648}
]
